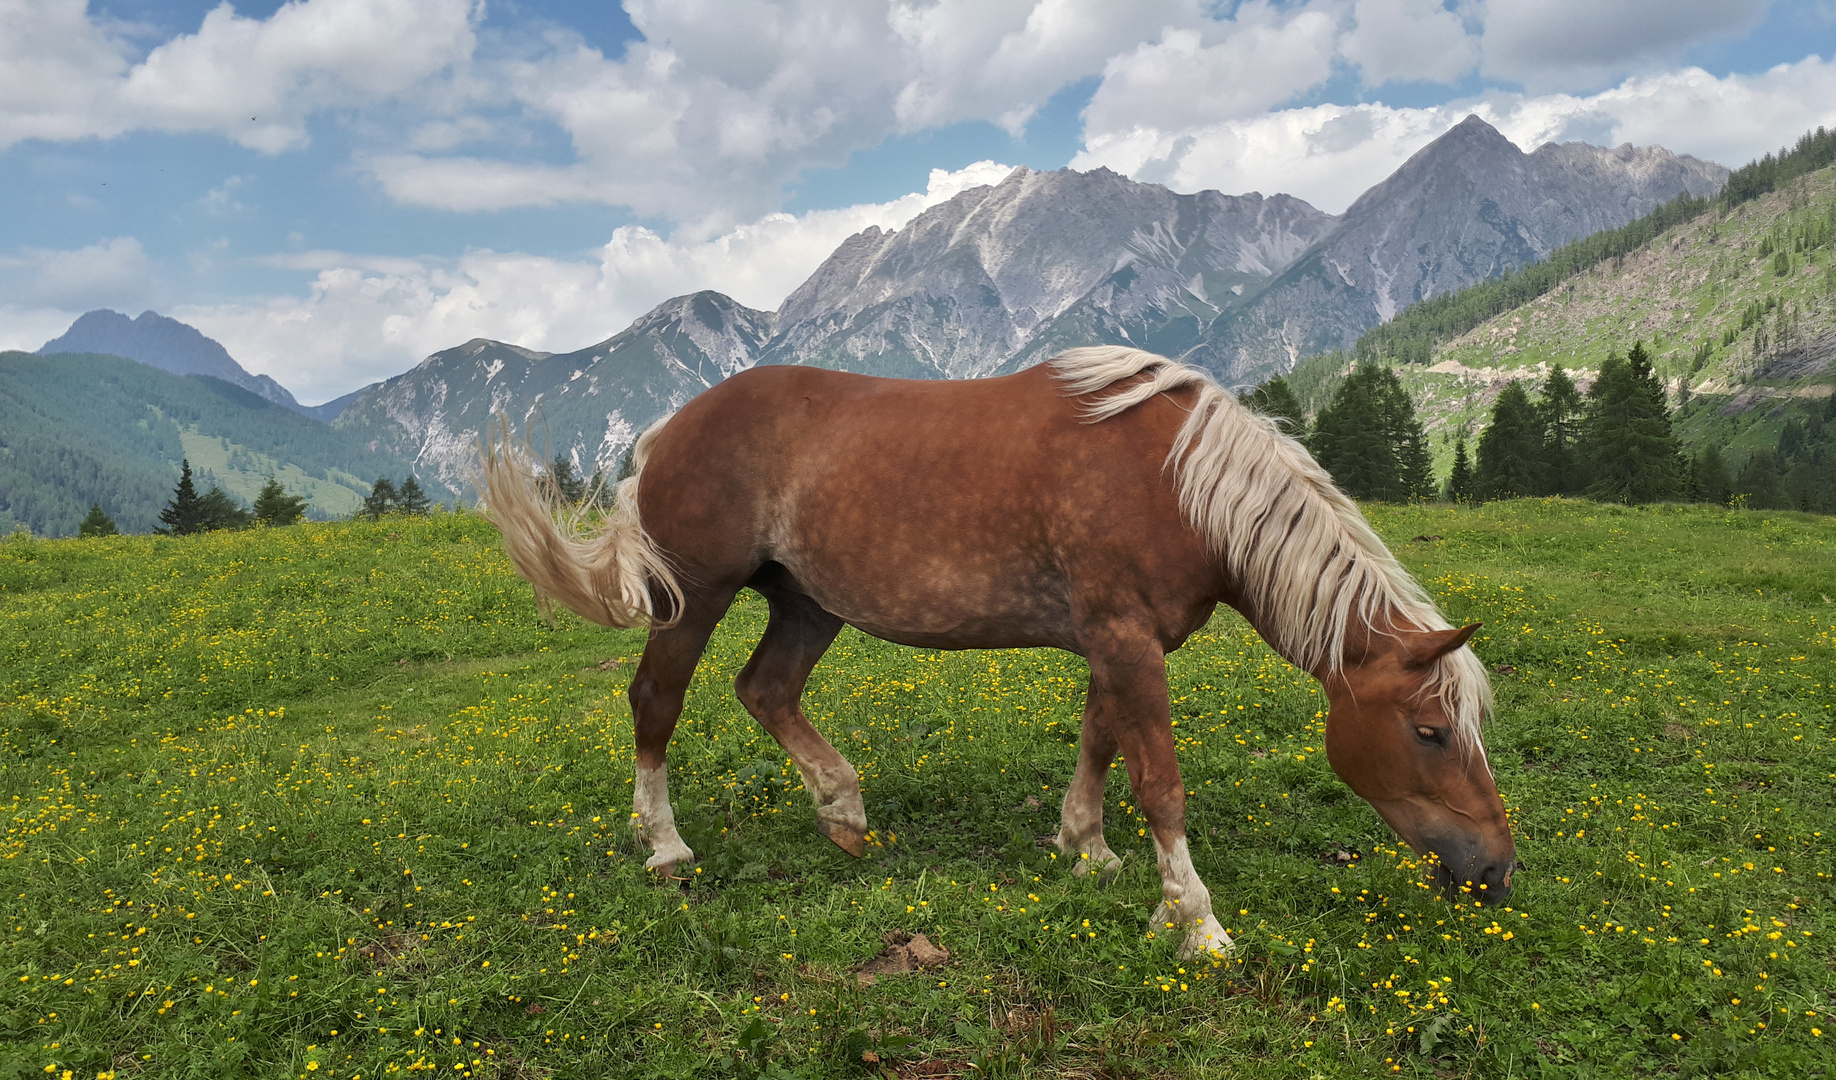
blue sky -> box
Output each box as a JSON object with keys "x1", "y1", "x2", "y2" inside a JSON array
[{"x1": 2, "y1": 0, "x2": 1833, "y2": 403}]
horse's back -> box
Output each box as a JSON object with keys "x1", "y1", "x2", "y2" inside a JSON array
[{"x1": 636, "y1": 362, "x2": 1220, "y2": 651}]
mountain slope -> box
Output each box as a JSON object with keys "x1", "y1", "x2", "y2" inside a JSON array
[
  {"x1": 762, "y1": 166, "x2": 1336, "y2": 378},
  {"x1": 320, "y1": 118, "x2": 1728, "y2": 481},
  {"x1": 1293, "y1": 162, "x2": 1836, "y2": 478},
  {"x1": 0, "y1": 352, "x2": 416, "y2": 536},
  {"x1": 331, "y1": 292, "x2": 775, "y2": 492},
  {"x1": 40, "y1": 309, "x2": 304, "y2": 411},
  {"x1": 1203, "y1": 117, "x2": 1728, "y2": 381}
]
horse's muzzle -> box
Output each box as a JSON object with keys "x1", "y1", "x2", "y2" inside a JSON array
[{"x1": 1433, "y1": 853, "x2": 1515, "y2": 906}]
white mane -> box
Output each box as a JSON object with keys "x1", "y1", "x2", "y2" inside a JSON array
[{"x1": 1048, "y1": 346, "x2": 1492, "y2": 749}]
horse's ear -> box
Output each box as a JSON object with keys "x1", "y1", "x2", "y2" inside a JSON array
[{"x1": 1404, "y1": 623, "x2": 1480, "y2": 668}]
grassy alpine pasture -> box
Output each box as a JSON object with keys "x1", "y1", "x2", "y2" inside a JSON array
[{"x1": 0, "y1": 503, "x2": 1831, "y2": 1080}]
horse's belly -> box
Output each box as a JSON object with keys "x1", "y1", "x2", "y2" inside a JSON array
[{"x1": 780, "y1": 549, "x2": 1078, "y2": 652}]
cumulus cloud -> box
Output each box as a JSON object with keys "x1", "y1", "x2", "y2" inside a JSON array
[
  {"x1": 1479, "y1": 0, "x2": 1773, "y2": 92},
  {"x1": 176, "y1": 161, "x2": 1016, "y2": 402},
  {"x1": 1340, "y1": 0, "x2": 1479, "y2": 86},
  {"x1": 0, "y1": 0, "x2": 476, "y2": 151},
  {"x1": 0, "y1": 236, "x2": 157, "y2": 311},
  {"x1": 1075, "y1": 55, "x2": 1836, "y2": 214}
]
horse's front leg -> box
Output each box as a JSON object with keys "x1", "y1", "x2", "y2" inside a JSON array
[{"x1": 1085, "y1": 630, "x2": 1231, "y2": 958}]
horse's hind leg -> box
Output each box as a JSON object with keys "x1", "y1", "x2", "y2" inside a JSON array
[
  {"x1": 628, "y1": 588, "x2": 735, "y2": 875},
  {"x1": 1083, "y1": 627, "x2": 1231, "y2": 958},
  {"x1": 1057, "y1": 705, "x2": 1123, "y2": 882},
  {"x1": 733, "y1": 584, "x2": 866, "y2": 856}
]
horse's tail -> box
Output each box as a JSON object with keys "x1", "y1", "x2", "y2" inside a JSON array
[{"x1": 477, "y1": 415, "x2": 683, "y2": 630}]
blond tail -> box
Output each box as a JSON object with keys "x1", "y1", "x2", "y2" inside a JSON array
[{"x1": 476, "y1": 415, "x2": 683, "y2": 629}]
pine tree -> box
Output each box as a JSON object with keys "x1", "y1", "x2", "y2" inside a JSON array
[
  {"x1": 396, "y1": 476, "x2": 431, "y2": 515},
  {"x1": 1239, "y1": 377, "x2": 1308, "y2": 435},
  {"x1": 585, "y1": 466, "x2": 613, "y2": 510},
  {"x1": 1446, "y1": 437, "x2": 1474, "y2": 503},
  {"x1": 195, "y1": 487, "x2": 251, "y2": 531},
  {"x1": 1378, "y1": 372, "x2": 1435, "y2": 499},
  {"x1": 1311, "y1": 366, "x2": 1400, "y2": 500},
  {"x1": 547, "y1": 454, "x2": 587, "y2": 505},
  {"x1": 78, "y1": 504, "x2": 117, "y2": 537},
  {"x1": 1734, "y1": 452, "x2": 1788, "y2": 509},
  {"x1": 157, "y1": 459, "x2": 207, "y2": 535},
  {"x1": 252, "y1": 477, "x2": 308, "y2": 527},
  {"x1": 362, "y1": 477, "x2": 397, "y2": 520},
  {"x1": 1579, "y1": 342, "x2": 1683, "y2": 504},
  {"x1": 1696, "y1": 445, "x2": 1733, "y2": 506},
  {"x1": 1537, "y1": 366, "x2": 1583, "y2": 495},
  {"x1": 1474, "y1": 381, "x2": 1545, "y2": 500}
]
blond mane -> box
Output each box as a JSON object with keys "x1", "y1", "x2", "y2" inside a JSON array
[{"x1": 1049, "y1": 346, "x2": 1492, "y2": 749}]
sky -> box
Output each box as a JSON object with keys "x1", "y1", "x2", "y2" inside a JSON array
[{"x1": 2, "y1": 0, "x2": 1834, "y2": 404}]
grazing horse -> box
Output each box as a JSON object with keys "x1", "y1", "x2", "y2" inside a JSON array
[{"x1": 480, "y1": 346, "x2": 1516, "y2": 956}]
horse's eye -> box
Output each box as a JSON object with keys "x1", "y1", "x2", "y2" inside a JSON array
[{"x1": 1415, "y1": 725, "x2": 1445, "y2": 744}]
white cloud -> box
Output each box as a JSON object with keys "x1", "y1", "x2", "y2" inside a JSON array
[
  {"x1": 0, "y1": 236, "x2": 156, "y2": 311},
  {"x1": 1341, "y1": 0, "x2": 1478, "y2": 86},
  {"x1": 1479, "y1": 0, "x2": 1772, "y2": 92},
  {"x1": 1081, "y1": 3, "x2": 1342, "y2": 137},
  {"x1": 0, "y1": 0, "x2": 477, "y2": 152},
  {"x1": 175, "y1": 161, "x2": 1016, "y2": 403},
  {"x1": 1074, "y1": 55, "x2": 1836, "y2": 214},
  {"x1": 0, "y1": 306, "x2": 99, "y2": 355}
]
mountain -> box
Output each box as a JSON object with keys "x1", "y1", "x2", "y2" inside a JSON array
[
  {"x1": 1289, "y1": 156, "x2": 1836, "y2": 480},
  {"x1": 39, "y1": 309, "x2": 304, "y2": 411},
  {"x1": 324, "y1": 116, "x2": 1729, "y2": 492},
  {"x1": 0, "y1": 351, "x2": 416, "y2": 536},
  {"x1": 1203, "y1": 116, "x2": 1728, "y2": 379},
  {"x1": 330, "y1": 292, "x2": 774, "y2": 491},
  {"x1": 760, "y1": 167, "x2": 1336, "y2": 378}
]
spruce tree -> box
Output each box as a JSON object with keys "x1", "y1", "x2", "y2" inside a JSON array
[
  {"x1": 78, "y1": 504, "x2": 117, "y2": 538},
  {"x1": 1579, "y1": 342, "x2": 1683, "y2": 504},
  {"x1": 1734, "y1": 452, "x2": 1787, "y2": 509},
  {"x1": 1311, "y1": 366, "x2": 1400, "y2": 500},
  {"x1": 195, "y1": 487, "x2": 251, "y2": 531},
  {"x1": 362, "y1": 477, "x2": 397, "y2": 520},
  {"x1": 1239, "y1": 377, "x2": 1307, "y2": 435},
  {"x1": 396, "y1": 476, "x2": 432, "y2": 515},
  {"x1": 253, "y1": 477, "x2": 308, "y2": 526},
  {"x1": 157, "y1": 459, "x2": 206, "y2": 535},
  {"x1": 1537, "y1": 366, "x2": 1583, "y2": 495},
  {"x1": 1474, "y1": 381, "x2": 1545, "y2": 501},
  {"x1": 1379, "y1": 371, "x2": 1435, "y2": 499},
  {"x1": 1446, "y1": 437, "x2": 1474, "y2": 503},
  {"x1": 1696, "y1": 445, "x2": 1733, "y2": 506},
  {"x1": 548, "y1": 454, "x2": 587, "y2": 505}
]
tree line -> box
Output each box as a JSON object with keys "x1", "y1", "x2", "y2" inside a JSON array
[
  {"x1": 1244, "y1": 339, "x2": 1833, "y2": 510},
  {"x1": 73, "y1": 461, "x2": 440, "y2": 538}
]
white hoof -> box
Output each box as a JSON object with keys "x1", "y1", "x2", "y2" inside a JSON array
[{"x1": 643, "y1": 837, "x2": 694, "y2": 875}]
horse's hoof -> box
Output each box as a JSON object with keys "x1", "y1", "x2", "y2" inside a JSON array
[{"x1": 818, "y1": 820, "x2": 867, "y2": 857}]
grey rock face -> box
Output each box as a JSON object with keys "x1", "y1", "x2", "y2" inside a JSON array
[
  {"x1": 40, "y1": 309, "x2": 303, "y2": 410},
  {"x1": 1201, "y1": 116, "x2": 1728, "y2": 383},
  {"x1": 330, "y1": 291, "x2": 774, "y2": 493},
  {"x1": 326, "y1": 117, "x2": 1728, "y2": 486},
  {"x1": 763, "y1": 166, "x2": 1338, "y2": 378}
]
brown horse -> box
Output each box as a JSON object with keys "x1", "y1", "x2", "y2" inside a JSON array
[{"x1": 481, "y1": 346, "x2": 1516, "y2": 956}]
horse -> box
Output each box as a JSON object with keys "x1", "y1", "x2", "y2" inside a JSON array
[{"x1": 479, "y1": 346, "x2": 1517, "y2": 957}]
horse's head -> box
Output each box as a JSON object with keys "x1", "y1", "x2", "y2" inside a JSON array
[{"x1": 1323, "y1": 622, "x2": 1517, "y2": 905}]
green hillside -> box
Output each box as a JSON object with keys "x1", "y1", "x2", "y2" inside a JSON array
[
  {"x1": 0, "y1": 352, "x2": 417, "y2": 536},
  {"x1": 1291, "y1": 163, "x2": 1836, "y2": 481}
]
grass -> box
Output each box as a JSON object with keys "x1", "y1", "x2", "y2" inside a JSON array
[{"x1": 0, "y1": 501, "x2": 1831, "y2": 1079}]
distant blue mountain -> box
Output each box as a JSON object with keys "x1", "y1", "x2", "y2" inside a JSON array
[{"x1": 39, "y1": 309, "x2": 304, "y2": 412}]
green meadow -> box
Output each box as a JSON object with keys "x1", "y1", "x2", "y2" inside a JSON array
[{"x1": 0, "y1": 502, "x2": 1831, "y2": 1079}]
